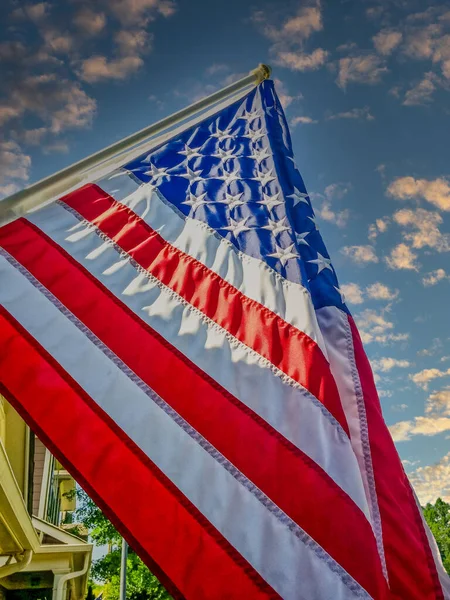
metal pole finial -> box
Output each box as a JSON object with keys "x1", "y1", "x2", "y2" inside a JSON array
[{"x1": 252, "y1": 64, "x2": 272, "y2": 84}]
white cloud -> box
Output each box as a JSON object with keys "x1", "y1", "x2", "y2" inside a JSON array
[
  {"x1": 0, "y1": 75, "x2": 96, "y2": 133},
  {"x1": 355, "y1": 309, "x2": 408, "y2": 345},
  {"x1": 373, "y1": 29, "x2": 403, "y2": 55},
  {"x1": 379, "y1": 390, "x2": 394, "y2": 398},
  {"x1": 418, "y1": 338, "x2": 443, "y2": 357},
  {"x1": 410, "y1": 367, "x2": 450, "y2": 390},
  {"x1": 107, "y1": 0, "x2": 177, "y2": 26},
  {"x1": 80, "y1": 55, "x2": 144, "y2": 82},
  {"x1": 327, "y1": 106, "x2": 375, "y2": 121},
  {"x1": 372, "y1": 357, "x2": 411, "y2": 372},
  {"x1": 273, "y1": 78, "x2": 302, "y2": 109},
  {"x1": 290, "y1": 116, "x2": 318, "y2": 126},
  {"x1": 368, "y1": 217, "x2": 390, "y2": 240},
  {"x1": 409, "y1": 452, "x2": 450, "y2": 504},
  {"x1": 74, "y1": 8, "x2": 106, "y2": 35},
  {"x1": 389, "y1": 417, "x2": 450, "y2": 442},
  {"x1": 341, "y1": 245, "x2": 378, "y2": 264},
  {"x1": 324, "y1": 182, "x2": 350, "y2": 200},
  {"x1": 366, "y1": 282, "x2": 399, "y2": 300},
  {"x1": 79, "y1": 28, "x2": 152, "y2": 83},
  {"x1": 426, "y1": 388, "x2": 450, "y2": 416},
  {"x1": 341, "y1": 283, "x2": 364, "y2": 305},
  {"x1": 317, "y1": 202, "x2": 349, "y2": 228},
  {"x1": 422, "y1": 269, "x2": 448, "y2": 286},
  {"x1": 403, "y1": 73, "x2": 436, "y2": 106},
  {"x1": 393, "y1": 208, "x2": 450, "y2": 253},
  {"x1": 275, "y1": 48, "x2": 328, "y2": 71},
  {"x1": 388, "y1": 176, "x2": 450, "y2": 212},
  {"x1": 336, "y1": 54, "x2": 388, "y2": 89},
  {"x1": 282, "y1": 6, "x2": 323, "y2": 40},
  {"x1": 0, "y1": 140, "x2": 31, "y2": 198},
  {"x1": 392, "y1": 403, "x2": 408, "y2": 411},
  {"x1": 385, "y1": 243, "x2": 419, "y2": 271},
  {"x1": 252, "y1": 3, "x2": 327, "y2": 73}
]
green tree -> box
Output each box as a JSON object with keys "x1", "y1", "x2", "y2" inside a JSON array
[
  {"x1": 73, "y1": 489, "x2": 171, "y2": 600},
  {"x1": 423, "y1": 497, "x2": 450, "y2": 576}
]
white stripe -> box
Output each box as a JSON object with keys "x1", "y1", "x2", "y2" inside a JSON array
[
  {"x1": 26, "y1": 202, "x2": 370, "y2": 519},
  {"x1": 0, "y1": 253, "x2": 371, "y2": 600},
  {"x1": 316, "y1": 306, "x2": 386, "y2": 578},
  {"x1": 96, "y1": 170, "x2": 328, "y2": 357}
]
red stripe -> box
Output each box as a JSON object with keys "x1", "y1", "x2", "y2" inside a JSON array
[
  {"x1": 0, "y1": 218, "x2": 389, "y2": 599},
  {"x1": 349, "y1": 316, "x2": 444, "y2": 600},
  {"x1": 60, "y1": 183, "x2": 349, "y2": 436},
  {"x1": 0, "y1": 306, "x2": 277, "y2": 600}
]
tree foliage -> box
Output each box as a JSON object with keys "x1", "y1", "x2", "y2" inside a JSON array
[
  {"x1": 423, "y1": 497, "x2": 450, "y2": 576},
  {"x1": 73, "y1": 489, "x2": 171, "y2": 600}
]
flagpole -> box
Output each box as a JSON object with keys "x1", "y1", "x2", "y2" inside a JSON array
[
  {"x1": 0, "y1": 64, "x2": 271, "y2": 225},
  {"x1": 119, "y1": 539, "x2": 128, "y2": 600}
]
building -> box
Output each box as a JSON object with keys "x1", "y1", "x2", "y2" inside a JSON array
[{"x1": 0, "y1": 394, "x2": 92, "y2": 600}]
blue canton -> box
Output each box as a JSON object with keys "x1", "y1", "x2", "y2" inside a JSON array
[{"x1": 123, "y1": 80, "x2": 347, "y2": 313}]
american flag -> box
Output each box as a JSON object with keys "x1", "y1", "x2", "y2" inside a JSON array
[{"x1": 0, "y1": 79, "x2": 448, "y2": 599}]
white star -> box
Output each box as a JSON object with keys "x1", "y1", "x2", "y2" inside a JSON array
[
  {"x1": 263, "y1": 216, "x2": 289, "y2": 236},
  {"x1": 308, "y1": 252, "x2": 333, "y2": 274},
  {"x1": 211, "y1": 126, "x2": 233, "y2": 143},
  {"x1": 179, "y1": 166, "x2": 203, "y2": 184},
  {"x1": 221, "y1": 192, "x2": 244, "y2": 210},
  {"x1": 308, "y1": 214, "x2": 319, "y2": 229},
  {"x1": 334, "y1": 286, "x2": 346, "y2": 303},
  {"x1": 255, "y1": 169, "x2": 275, "y2": 187},
  {"x1": 143, "y1": 164, "x2": 169, "y2": 185},
  {"x1": 221, "y1": 216, "x2": 251, "y2": 237},
  {"x1": 243, "y1": 127, "x2": 265, "y2": 143},
  {"x1": 182, "y1": 192, "x2": 207, "y2": 211},
  {"x1": 178, "y1": 144, "x2": 202, "y2": 159},
  {"x1": 295, "y1": 231, "x2": 310, "y2": 246},
  {"x1": 238, "y1": 109, "x2": 261, "y2": 123},
  {"x1": 220, "y1": 169, "x2": 240, "y2": 186},
  {"x1": 258, "y1": 192, "x2": 283, "y2": 212},
  {"x1": 252, "y1": 147, "x2": 271, "y2": 164},
  {"x1": 213, "y1": 147, "x2": 237, "y2": 165},
  {"x1": 288, "y1": 187, "x2": 309, "y2": 207},
  {"x1": 268, "y1": 243, "x2": 299, "y2": 266}
]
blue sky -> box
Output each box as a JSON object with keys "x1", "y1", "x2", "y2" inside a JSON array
[{"x1": 1, "y1": 0, "x2": 449, "y2": 505}]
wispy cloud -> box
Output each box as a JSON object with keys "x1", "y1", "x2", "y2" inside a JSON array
[
  {"x1": 341, "y1": 245, "x2": 378, "y2": 264},
  {"x1": 408, "y1": 452, "x2": 450, "y2": 504},
  {"x1": 385, "y1": 243, "x2": 419, "y2": 271},
  {"x1": 340, "y1": 281, "x2": 399, "y2": 305},
  {"x1": 276, "y1": 48, "x2": 328, "y2": 71},
  {"x1": 327, "y1": 106, "x2": 375, "y2": 121},
  {"x1": 410, "y1": 367, "x2": 450, "y2": 390},
  {"x1": 252, "y1": 2, "x2": 328, "y2": 73},
  {"x1": 403, "y1": 72, "x2": 437, "y2": 106},
  {"x1": 373, "y1": 29, "x2": 403, "y2": 55},
  {"x1": 391, "y1": 208, "x2": 450, "y2": 254},
  {"x1": 0, "y1": 140, "x2": 31, "y2": 198},
  {"x1": 355, "y1": 308, "x2": 408, "y2": 345},
  {"x1": 422, "y1": 269, "x2": 448, "y2": 286},
  {"x1": 290, "y1": 116, "x2": 318, "y2": 126},
  {"x1": 372, "y1": 357, "x2": 411, "y2": 372},
  {"x1": 336, "y1": 53, "x2": 388, "y2": 89},
  {"x1": 341, "y1": 283, "x2": 364, "y2": 305},
  {"x1": 366, "y1": 282, "x2": 399, "y2": 301},
  {"x1": 368, "y1": 217, "x2": 390, "y2": 240},
  {"x1": 388, "y1": 176, "x2": 450, "y2": 212}
]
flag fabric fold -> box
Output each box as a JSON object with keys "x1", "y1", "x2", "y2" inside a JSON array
[{"x1": 0, "y1": 79, "x2": 448, "y2": 599}]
